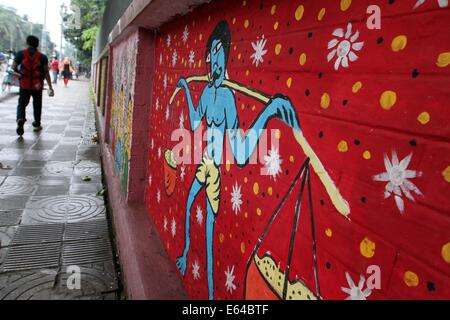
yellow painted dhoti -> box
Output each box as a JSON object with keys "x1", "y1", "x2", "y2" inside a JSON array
[{"x1": 195, "y1": 153, "x2": 221, "y2": 215}]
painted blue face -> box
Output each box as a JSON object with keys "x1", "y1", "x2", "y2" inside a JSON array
[{"x1": 207, "y1": 39, "x2": 226, "y2": 88}]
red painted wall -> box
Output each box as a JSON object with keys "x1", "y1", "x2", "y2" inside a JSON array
[{"x1": 145, "y1": 0, "x2": 450, "y2": 300}]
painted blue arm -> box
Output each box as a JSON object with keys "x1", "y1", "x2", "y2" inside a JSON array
[{"x1": 227, "y1": 94, "x2": 301, "y2": 167}]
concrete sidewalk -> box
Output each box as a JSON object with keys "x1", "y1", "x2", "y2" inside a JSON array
[{"x1": 0, "y1": 80, "x2": 119, "y2": 300}]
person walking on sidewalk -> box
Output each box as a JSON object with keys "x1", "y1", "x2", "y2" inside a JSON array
[
  {"x1": 12, "y1": 35, "x2": 55, "y2": 136},
  {"x1": 61, "y1": 57, "x2": 73, "y2": 87},
  {"x1": 51, "y1": 56, "x2": 60, "y2": 84}
]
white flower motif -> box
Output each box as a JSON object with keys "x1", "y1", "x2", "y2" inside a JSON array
[
  {"x1": 250, "y1": 35, "x2": 268, "y2": 67},
  {"x1": 166, "y1": 34, "x2": 171, "y2": 47},
  {"x1": 188, "y1": 50, "x2": 195, "y2": 68},
  {"x1": 231, "y1": 182, "x2": 243, "y2": 215},
  {"x1": 196, "y1": 205, "x2": 203, "y2": 226},
  {"x1": 341, "y1": 272, "x2": 372, "y2": 300},
  {"x1": 327, "y1": 23, "x2": 364, "y2": 71},
  {"x1": 163, "y1": 74, "x2": 168, "y2": 90},
  {"x1": 182, "y1": 26, "x2": 189, "y2": 44},
  {"x1": 172, "y1": 49, "x2": 178, "y2": 67},
  {"x1": 158, "y1": 147, "x2": 162, "y2": 159},
  {"x1": 192, "y1": 260, "x2": 201, "y2": 280},
  {"x1": 373, "y1": 152, "x2": 423, "y2": 214},
  {"x1": 414, "y1": 0, "x2": 448, "y2": 8},
  {"x1": 157, "y1": 189, "x2": 161, "y2": 203},
  {"x1": 225, "y1": 266, "x2": 237, "y2": 293},
  {"x1": 171, "y1": 218, "x2": 177, "y2": 238},
  {"x1": 264, "y1": 148, "x2": 283, "y2": 180},
  {"x1": 165, "y1": 105, "x2": 170, "y2": 121},
  {"x1": 180, "y1": 165, "x2": 186, "y2": 182},
  {"x1": 179, "y1": 110, "x2": 185, "y2": 129},
  {"x1": 163, "y1": 216, "x2": 168, "y2": 232}
]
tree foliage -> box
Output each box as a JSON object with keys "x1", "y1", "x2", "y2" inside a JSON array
[
  {"x1": 0, "y1": 5, "x2": 55, "y2": 55},
  {"x1": 63, "y1": 0, "x2": 106, "y2": 66}
]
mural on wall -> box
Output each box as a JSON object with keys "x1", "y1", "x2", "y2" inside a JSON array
[
  {"x1": 146, "y1": 0, "x2": 450, "y2": 300},
  {"x1": 110, "y1": 35, "x2": 138, "y2": 192}
]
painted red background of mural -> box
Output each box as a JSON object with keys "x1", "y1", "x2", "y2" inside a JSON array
[{"x1": 145, "y1": 0, "x2": 450, "y2": 300}]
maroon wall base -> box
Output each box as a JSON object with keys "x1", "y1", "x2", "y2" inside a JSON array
[{"x1": 99, "y1": 139, "x2": 187, "y2": 300}]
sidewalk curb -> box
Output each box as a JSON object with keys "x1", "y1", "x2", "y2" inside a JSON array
[{"x1": 93, "y1": 100, "x2": 187, "y2": 300}]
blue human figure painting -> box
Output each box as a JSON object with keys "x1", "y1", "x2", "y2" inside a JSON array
[{"x1": 175, "y1": 20, "x2": 301, "y2": 300}]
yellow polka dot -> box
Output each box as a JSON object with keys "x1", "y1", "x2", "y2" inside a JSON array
[
  {"x1": 245, "y1": 212, "x2": 248, "y2": 218},
  {"x1": 380, "y1": 90, "x2": 397, "y2": 110},
  {"x1": 325, "y1": 228, "x2": 333, "y2": 238},
  {"x1": 442, "y1": 167, "x2": 450, "y2": 183},
  {"x1": 320, "y1": 93, "x2": 331, "y2": 109},
  {"x1": 403, "y1": 271, "x2": 419, "y2": 287},
  {"x1": 275, "y1": 44, "x2": 282, "y2": 55},
  {"x1": 241, "y1": 242, "x2": 246, "y2": 254},
  {"x1": 238, "y1": 53, "x2": 242, "y2": 60},
  {"x1": 208, "y1": 15, "x2": 211, "y2": 22},
  {"x1": 242, "y1": 0, "x2": 246, "y2": 6},
  {"x1": 253, "y1": 182, "x2": 260, "y2": 195},
  {"x1": 340, "y1": 0, "x2": 352, "y2": 11},
  {"x1": 232, "y1": 17, "x2": 236, "y2": 25},
  {"x1": 360, "y1": 237, "x2": 376, "y2": 258},
  {"x1": 244, "y1": 20, "x2": 250, "y2": 29},
  {"x1": 289, "y1": 155, "x2": 295, "y2": 163},
  {"x1": 391, "y1": 35, "x2": 408, "y2": 52},
  {"x1": 257, "y1": 208, "x2": 262, "y2": 216},
  {"x1": 299, "y1": 53, "x2": 307, "y2": 66},
  {"x1": 219, "y1": 233, "x2": 225, "y2": 243},
  {"x1": 286, "y1": 77, "x2": 293, "y2": 88},
  {"x1": 273, "y1": 21, "x2": 279, "y2": 30},
  {"x1": 295, "y1": 5, "x2": 305, "y2": 21},
  {"x1": 436, "y1": 52, "x2": 450, "y2": 68},
  {"x1": 417, "y1": 112, "x2": 430, "y2": 125},
  {"x1": 229, "y1": 233, "x2": 233, "y2": 239},
  {"x1": 244, "y1": 177, "x2": 248, "y2": 184},
  {"x1": 246, "y1": 70, "x2": 250, "y2": 76},
  {"x1": 271, "y1": 5, "x2": 277, "y2": 15},
  {"x1": 352, "y1": 81, "x2": 363, "y2": 93},
  {"x1": 442, "y1": 242, "x2": 450, "y2": 263},
  {"x1": 363, "y1": 151, "x2": 372, "y2": 160},
  {"x1": 226, "y1": 160, "x2": 231, "y2": 172},
  {"x1": 267, "y1": 187, "x2": 273, "y2": 196},
  {"x1": 199, "y1": 34, "x2": 203, "y2": 41},
  {"x1": 338, "y1": 140, "x2": 349, "y2": 153},
  {"x1": 318, "y1": 8, "x2": 326, "y2": 21},
  {"x1": 275, "y1": 129, "x2": 281, "y2": 140}
]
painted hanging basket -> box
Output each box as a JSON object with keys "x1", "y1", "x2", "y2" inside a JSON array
[{"x1": 164, "y1": 149, "x2": 177, "y2": 196}]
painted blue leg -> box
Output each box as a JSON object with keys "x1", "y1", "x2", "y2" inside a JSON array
[
  {"x1": 176, "y1": 179, "x2": 203, "y2": 275},
  {"x1": 206, "y1": 199, "x2": 216, "y2": 300}
]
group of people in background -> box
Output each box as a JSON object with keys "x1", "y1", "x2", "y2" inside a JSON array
[{"x1": 49, "y1": 56, "x2": 76, "y2": 87}]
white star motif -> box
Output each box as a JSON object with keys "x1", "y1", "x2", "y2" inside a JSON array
[
  {"x1": 179, "y1": 110, "x2": 185, "y2": 129},
  {"x1": 172, "y1": 49, "x2": 178, "y2": 67},
  {"x1": 230, "y1": 182, "x2": 243, "y2": 215},
  {"x1": 327, "y1": 22, "x2": 364, "y2": 71},
  {"x1": 196, "y1": 205, "x2": 203, "y2": 226},
  {"x1": 163, "y1": 74, "x2": 168, "y2": 90},
  {"x1": 158, "y1": 147, "x2": 162, "y2": 159},
  {"x1": 182, "y1": 26, "x2": 189, "y2": 44},
  {"x1": 264, "y1": 148, "x2": 283, "y2": 180},
  {"x1": 225, "y1": 266, "x2": 237, "y2": 293},
  {"x1": 155, "y1": 98, "x2": 160, "y2": 111},
  {"x1": 250, "y1": 35, "x2": 268, "y2": 67},
  {"x1": 165, "y1": 105, "x2": 170, "y2": 121},
  {"x1": 414, "y1": 0, "x2": 448, "y2": 8},
  {"x1": 166, "y1": 34, "x2": 171, "y2": 47},
  {"x1": 341, "y1": 272, "x2": 372, "y2": 300},
  {"x1": 180, "y1": 165, "x2": 186, "y2": 182},
  {"x1": 163, "y1": 216, "x2": 168, "y2": 232},
  {"x1": 373, "y1": 152, "x2": 423, "y2": 214},
  {"x1": 192, "y1": 260, "x2": 201, "y2": 280},
  {"x1": 171, "y1": 218, "x2": 177, "y2": 238},
  {"x1": 157, "y1": 189, "x2": 161, "y2": 203},
  {"x1": 188, "y1": 50, "x2": 195, "y2": 68}
]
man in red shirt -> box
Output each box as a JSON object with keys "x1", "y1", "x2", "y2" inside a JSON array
[{"x1": 51, "y1": 56, "x2": 59, "y2": 84}]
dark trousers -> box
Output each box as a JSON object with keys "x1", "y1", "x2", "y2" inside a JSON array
[{"x1": 17, "y1": 89, "x2": 43, "y2": 125}]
